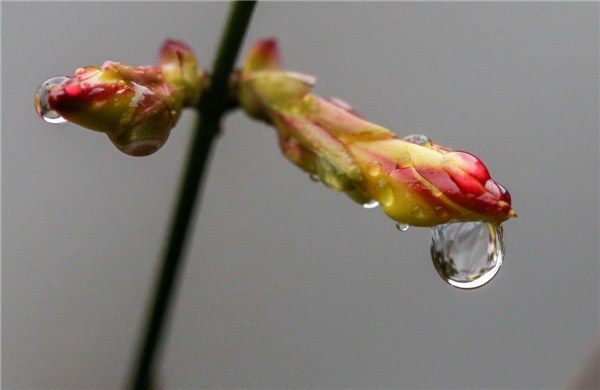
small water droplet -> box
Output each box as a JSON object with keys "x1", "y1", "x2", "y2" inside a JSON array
[
  {"x1": 398, "y1": 153, "x2": 411, "y2": 166},
  {"x1": 396, "y1": 223, "x2": 410, "y2": 232},
  {"x1": 403, "y1": 134, "x2": 431, "y2": 146},
  {"x1": 430, "y1": 221, "x2": 504, "y2": 289},
  {"x1": 435, "y1": 206, "x2": 449, "y2": 217},
  {"x1": 377, "y1": 179, "x2": 394, "y2": 206},
  {"x1": 362, "y1": 199, "x2": 379, "y2": 209},
  {"x1": 34, "y1": 76, "x2": 68, "y2": 124},
  {"x1": 309, "y1": 174, "x2": 320, "y2": 182},
  {"x1": 411, "y1": 206, "x2": 424, "y2": 218},
  {"x1": 367, "y1": 161, "x2": 382, "y2": 177}
]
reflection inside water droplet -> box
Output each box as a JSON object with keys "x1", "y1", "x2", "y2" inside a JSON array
[
  {"x1": 35, "y1": 76, "x2": 68, "y2": 124},
  {"x1": 362, "y1": 199, "x2": 379, "y2": 209},
  {"x1": 396, "y1": 223, "x2": 409, "y2": 232},
  {"x1": 430, "y1": 221, "x2": 504, "y2": 289},
  {"x1": 403, "y1": 134, "x2": 431, "y2": 146},
  {"x1": 309, "y1": 174, "x2": 320, "y2": 182}
]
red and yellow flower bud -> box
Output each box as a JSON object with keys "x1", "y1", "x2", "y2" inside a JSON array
[
  {"x1": 35, "y1": 39, "x2": 206, "y2": 156},
  {"x1": 237, "y1": 39, "x2": 516, "y2": 227}
]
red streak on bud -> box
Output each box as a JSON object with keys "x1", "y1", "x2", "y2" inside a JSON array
[
  {"x1": 450, "y1": 151, "x2": 490, "y2": 185},
  {"x1": 388, "y1": 166, "x2": 462, "y2": 219},
  {"x1": 416, "y1": 166, "x2": 476, "y2": 214}
]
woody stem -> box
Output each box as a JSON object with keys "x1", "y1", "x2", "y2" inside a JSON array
[{"x1": 129, "y1": 2, "x2": 257, "y2": 389}]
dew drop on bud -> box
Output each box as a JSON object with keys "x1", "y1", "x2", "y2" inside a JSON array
[
  {"x1": 377, "y1": 179, "x2": 394, "y2": 207},
  {"x1": 396, "y1": 223, "x2": 409, "y2": 232},
  {"x1": 367, "y1": 161, "x2": 382, "y2": 177},
  {"x1": 430, "y1": 221, "x2": 505, "y2": 289},
  {"x1": 403, "y1": 134, "x2": 431, "y2": 146},
  {"x1": 434, "y1": 206, "x2": 448, "y2": 217},
  {"x1": 398, "y1": 153, "x2": 411, "y2": 166},
  {"x1": 35, "y1": 77, "x2": 68, "y2": 125},
  {"x1": 411, "y1": 206, "x2": 424, "y2": 218},
  {"x1": 309, "y1": 174, "x2": 320, "y2": 182},
  {"x1": 362, "y1": 199, "x2": 379, "y2": 209}
]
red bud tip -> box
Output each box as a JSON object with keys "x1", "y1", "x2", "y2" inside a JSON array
[
  {"x1": 159, "y1": 39, "x2": 194, "y2": 61},
  {"x1": 243, "y1": 38, "x2": 281, "y2": 73}
]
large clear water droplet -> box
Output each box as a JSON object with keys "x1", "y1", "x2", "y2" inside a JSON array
[
  {"x1": 403, "y1": 134, "x2": 431, "y2": 146},
  {"x1": 362, "y1": 199, "x2": 379, "y2": 209},
  {"x1": 35, "y1": 76, "x2": 68, "y2": 124},
  {"x1": 430, "y1": 221, "x2": 505, "y2": 289}
]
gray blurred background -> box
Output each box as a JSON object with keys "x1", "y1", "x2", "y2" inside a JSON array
[{"x1": 3, "y1": 2, "x2": 599, "y2": 389}]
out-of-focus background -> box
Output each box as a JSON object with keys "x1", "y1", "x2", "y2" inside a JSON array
[{"x1": 3, "y1": 2, "x2": 598, "y2": 389}]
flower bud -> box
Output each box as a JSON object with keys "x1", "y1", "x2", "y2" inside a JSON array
[
  {"x1": 35, "y1": 40, "x2": 206, "y2": 156},
  {"x1": 237, "y1": 39, "x2": 516, "y2": 227}
]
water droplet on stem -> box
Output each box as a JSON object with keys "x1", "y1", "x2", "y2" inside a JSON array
[{"x1": 430, "y1": 221, "x2": 505, "y2": 289}]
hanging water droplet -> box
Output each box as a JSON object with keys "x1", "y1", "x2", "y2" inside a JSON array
[
  {"x1": 362, "y1": 199, "x2": 379, "y2": 209},
  {"x1": 403, "y1": 134, "x2": 431, "y2": 146},
  {"x1": 396, "y1": 223, "x2": 409, "y2": 232},
  {"x1": 34, "y1": 77, "x2": 68, "y2": 124},
  {"x1": 430, "y1": 221, "x2": 505, "y2": 289},
  {"x1": 367, "y1": 161, "x2": 382, "y2": 177},
  {"x1": 309, "y1": 174, "x2": 320, "y2": 182}
]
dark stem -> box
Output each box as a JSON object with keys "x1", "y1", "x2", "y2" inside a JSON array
[{"x1": 128, "y1": 2, "x2": 256, "y2": 389}]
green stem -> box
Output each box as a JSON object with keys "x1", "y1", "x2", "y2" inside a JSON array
[{"x1": 129, "y1": 2, "x2": 256, "y2": 389}]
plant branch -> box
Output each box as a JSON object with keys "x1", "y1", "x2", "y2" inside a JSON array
[{"x1": 128, "y1": 2, "x2": 257, "y2": 389}]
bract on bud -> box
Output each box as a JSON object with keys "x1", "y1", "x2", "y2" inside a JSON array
[
  {"x1": 159, "y1": 39, "x2": 206, "y2": 107},
  {"x1": 242, "y1": 38, "x2": 281, "y2": 73},
  {"x1": 236, "y1": 39, "x2": 516, "y2": 227},
  {"x1": 35, "y1": 40, "x2": 206, "y2": 156}
]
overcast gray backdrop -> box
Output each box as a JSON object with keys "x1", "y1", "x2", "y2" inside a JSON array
[{"x1": 3, "y1": 2, "x2": 599, "y2": 389}]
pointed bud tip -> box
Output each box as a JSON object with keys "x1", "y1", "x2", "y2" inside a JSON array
[
  {"x1": 244, "y1": 38, "x2": 281, "y2": 73},
  {"x1": 254, "y1": 38, "x2": 278, "y2": 52},
  {"x1": 160, "y1": 39, "x2": 194, "y2": 57}
]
